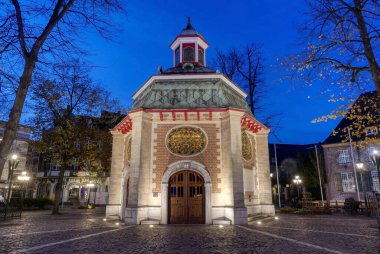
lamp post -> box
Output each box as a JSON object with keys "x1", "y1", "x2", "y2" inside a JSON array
[
  {"x1": 355, "y1": 162, "x2": 369, "y2": 216},
  {"x1": 370, "y1": 149, "x2": 380, "y2": 230},
  {"x1": 4, "y1": 154, "x2": 19, "y2": 219},
  {"x1": 17, "y1": 171, "x2": 30, "y2": 210},
  {"x1": 274, "y1": 144, "x2": 281, "y2": 208},
  {"x1": 86, "y1": 181, "x2": 95, "y2": 207},
  {"x1": 293, "y1": 175, "x2": 302, "y2": 199}
]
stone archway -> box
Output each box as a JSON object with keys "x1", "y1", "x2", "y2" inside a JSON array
[{"x1": 161, "y1": 160, "x2": 212, "y2": 224}]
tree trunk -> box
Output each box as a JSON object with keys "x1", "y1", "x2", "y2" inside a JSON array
[
  {"x1": 0, "y1": 58, "x2": 36, "y2": 177},
  {"x1": 52, "y1": 163, "x2": 66, "y2": 215},
  {"x1": 353, "y1": 0, "x2": 380, "y2": 108}
]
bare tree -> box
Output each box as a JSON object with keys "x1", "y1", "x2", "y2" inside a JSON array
[
  {"x1": 212, "y1": 44, "x2": 282, "y2": 137},
  {"x1": 213, "y1": 44, "x2": 264, "y2": 116},
  {"x1": 212, "y1": 49, "x2": 238, "y2": 81},
  {"x1": 31, "y1": 61, "x2": 120, "y2": 214},
  {"x1": 284, "y1": 0, "x2": 380, "y2": 107},
  {"x1": 0, "y1": 1, "x2": 124, "y2": 177}
]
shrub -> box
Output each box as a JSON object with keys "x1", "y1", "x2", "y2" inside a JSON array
[
  {"x1": 23, "y1": 198, "x2": 53, "y2": 209},
  {"x1": 343, "y1": 197, "x2": 359, "y2": 215},
  {"x1": 78, "y1": 204, "x2": 95, "y2": 209},
  {"x1": 280, "y1": 207, "x2": 295, "y2": 213},
  {"x1": 302, "y1": 192, "x2": 312, "y2": 199}
]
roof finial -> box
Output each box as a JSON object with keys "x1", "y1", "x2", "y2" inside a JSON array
[{"x1": 186, "y1": 16, "x2": 192, "y2": 29}]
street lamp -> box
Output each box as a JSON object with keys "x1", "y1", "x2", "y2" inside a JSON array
[
  {"x1": 355, "y1": 162, "x2": 369, "y2": 216},
  {"x1": 4, "y1": 154, "x2": 19, "y2": 219},
  {"x1": 293, "y1": 175, "x2": 302, "y2": 199}
]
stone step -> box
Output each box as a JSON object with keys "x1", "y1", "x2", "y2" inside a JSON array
[
  {"x1": 106, "y1": 214, "x2": 120, "y2": 220},
  {"x1": 212, "y1": 219, "x2": 232, "y2": 225},
  {"x1": 247, "y1": 214, "x2": 265, "y2": 221},
  {"x1": 140, "y1": 220, "x2": 160, "y2": 225},
  {"x1": 247, "y1": 214, "x2": 275, "y2": 224}
]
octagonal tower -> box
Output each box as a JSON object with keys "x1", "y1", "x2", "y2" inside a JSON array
[{"x1": 106, "y1": 19, "x2": 274, "y2": 225}]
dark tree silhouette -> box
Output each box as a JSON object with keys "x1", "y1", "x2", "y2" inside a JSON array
[
  {"x1": 0, "y1": 1, "x2": 125, "y2": 178},
  {"x1": 31, "y1": 61, "x2": 120, "y2": 214}
]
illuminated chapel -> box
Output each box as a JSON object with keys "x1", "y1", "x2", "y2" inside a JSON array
[{"x1": 106, "y1": 19, "x2": 274, "y2": 225}]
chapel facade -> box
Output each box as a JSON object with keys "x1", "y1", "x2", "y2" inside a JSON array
[{"x1": 106, "y1": 19, "x2": 274, "y2": 225}]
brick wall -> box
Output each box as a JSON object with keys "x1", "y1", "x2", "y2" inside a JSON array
[{"x1": 152, "y1": 123, "x2": 221, "y2": 193}]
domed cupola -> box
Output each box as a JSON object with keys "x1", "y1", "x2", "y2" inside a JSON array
[{"x1": 170, "y1": 17, "x2": 209, "y2": 67}]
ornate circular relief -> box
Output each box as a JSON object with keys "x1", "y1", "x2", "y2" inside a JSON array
[
  {"x1": 242, "y1": 132, "x2": 252, "y2": 161},
  {"x1": 166, "y1": 127, "x2": 207, "y2": 156}
]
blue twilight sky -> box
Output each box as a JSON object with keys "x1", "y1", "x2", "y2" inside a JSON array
[{"x1": 84, "y1": 0, "x2": 341, "y2": 145}]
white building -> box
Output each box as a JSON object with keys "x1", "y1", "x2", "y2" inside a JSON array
[{"x1": 106, "y1": 19, "x2": 274, "y2": 225}]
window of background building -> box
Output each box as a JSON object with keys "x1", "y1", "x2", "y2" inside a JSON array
[
  {"x1": 74, "y1": 140, "x2": 80, "y2": 149},
  {"x1": 72, "y1": 158, "x2": 78, "y2": 171},
  {"x1": 371, "y1": 171, "x2": 380, "y2": 191},
  {"x1": 365, "y1": 126, "x2": 378, "y2": 136},
  {"x1": 97, "y1": 141, "x2": 103, "y2": 152},
  {"x1": 338, "y1": 150, "x2": 351, "y2": 164},
  {"x1": 341, "y1": 172, "x2": 355, "y2": 192}
]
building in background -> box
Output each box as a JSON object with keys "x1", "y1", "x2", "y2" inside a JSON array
[
  {"x1": 0, "y1": 121, "x2": 33, "y2": 198},
  {"x1": 322, "y1": 92, "x2": 380, "y2": 202},
  {"x1": 34, "y1": 111, "x2": 124, "y2": 206},
  {"x1": 268, "y1": 144, "x2": 324, "y2": 205}
]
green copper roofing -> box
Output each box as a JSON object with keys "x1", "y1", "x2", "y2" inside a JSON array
[{"x1": 132, "y1": 78, "x2": 251, "y2": 113}]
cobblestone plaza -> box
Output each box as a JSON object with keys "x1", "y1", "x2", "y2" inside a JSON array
[{"x1": 0, "y1": 208, "x2": 379, "y2": 254}]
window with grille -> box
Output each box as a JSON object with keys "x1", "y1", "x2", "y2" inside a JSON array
[
  {"x1": 337, "y1": 150, "x2": 351, "y2": 164},
  {"x1": 371, "y1": 171, "x2": 380, "y2": 191},
  {"x1": 74, "y1": 140, "x2": 80, "y2": 149},
  {"x1": 183, "y1": 46, "x2": 194, "y2": 62},
  {"x1": 341, "y1": 172, "x2": 355, "y2": 192},
  {"x1": 72, "y1": 158, "x2": 78, "y2": 171}
]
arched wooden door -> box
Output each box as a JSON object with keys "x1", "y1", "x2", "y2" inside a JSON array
[{"x1": 169, "y1": 171, "x2": 205, "y2": 224}]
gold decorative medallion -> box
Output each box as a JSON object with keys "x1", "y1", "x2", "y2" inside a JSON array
[
  {"x1": 166, "y1": 127, "x2": 207, "y2": 156},
  {"x1": 242, "y1": 132, "x2": 252, "y2": 161}
]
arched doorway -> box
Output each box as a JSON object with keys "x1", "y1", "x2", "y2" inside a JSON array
[{"x1": 169, "y1": 170, "x2": 205, "y2": 224}]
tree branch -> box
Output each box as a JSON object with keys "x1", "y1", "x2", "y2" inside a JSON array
[{"x1": 10, "y1": 0, "x2": 28, "y2": 57}]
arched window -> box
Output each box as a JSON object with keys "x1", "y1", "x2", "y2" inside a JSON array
[
  {"x1": 183, "y1": 46, "x2": 195, "y2": 62},
  {"x1": 175, "y1": 47, "x2": 180, "y2": 65},
  {"x1": 198, "y1": 49, "x2": 204, "y2": 65}
]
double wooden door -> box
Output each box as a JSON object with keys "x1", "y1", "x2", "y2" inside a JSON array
[{"x1": 169, "y1": 171, "x2": 205, "y2": 224}]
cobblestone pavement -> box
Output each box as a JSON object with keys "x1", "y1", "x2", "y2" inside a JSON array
[{"x1": 0, "y1": 208, "x2": 379, "y2": 254}]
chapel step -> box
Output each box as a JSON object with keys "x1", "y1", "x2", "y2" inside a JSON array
[
  {"x1": 247, "y1": 214, "x2": 274, "y2": 224},
  {"x1": 140, "y1": 219, "x2": 160, "y2": 225},
  {"x1": 212, "y1": 219, "x2": 232, "y2": 225}
]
